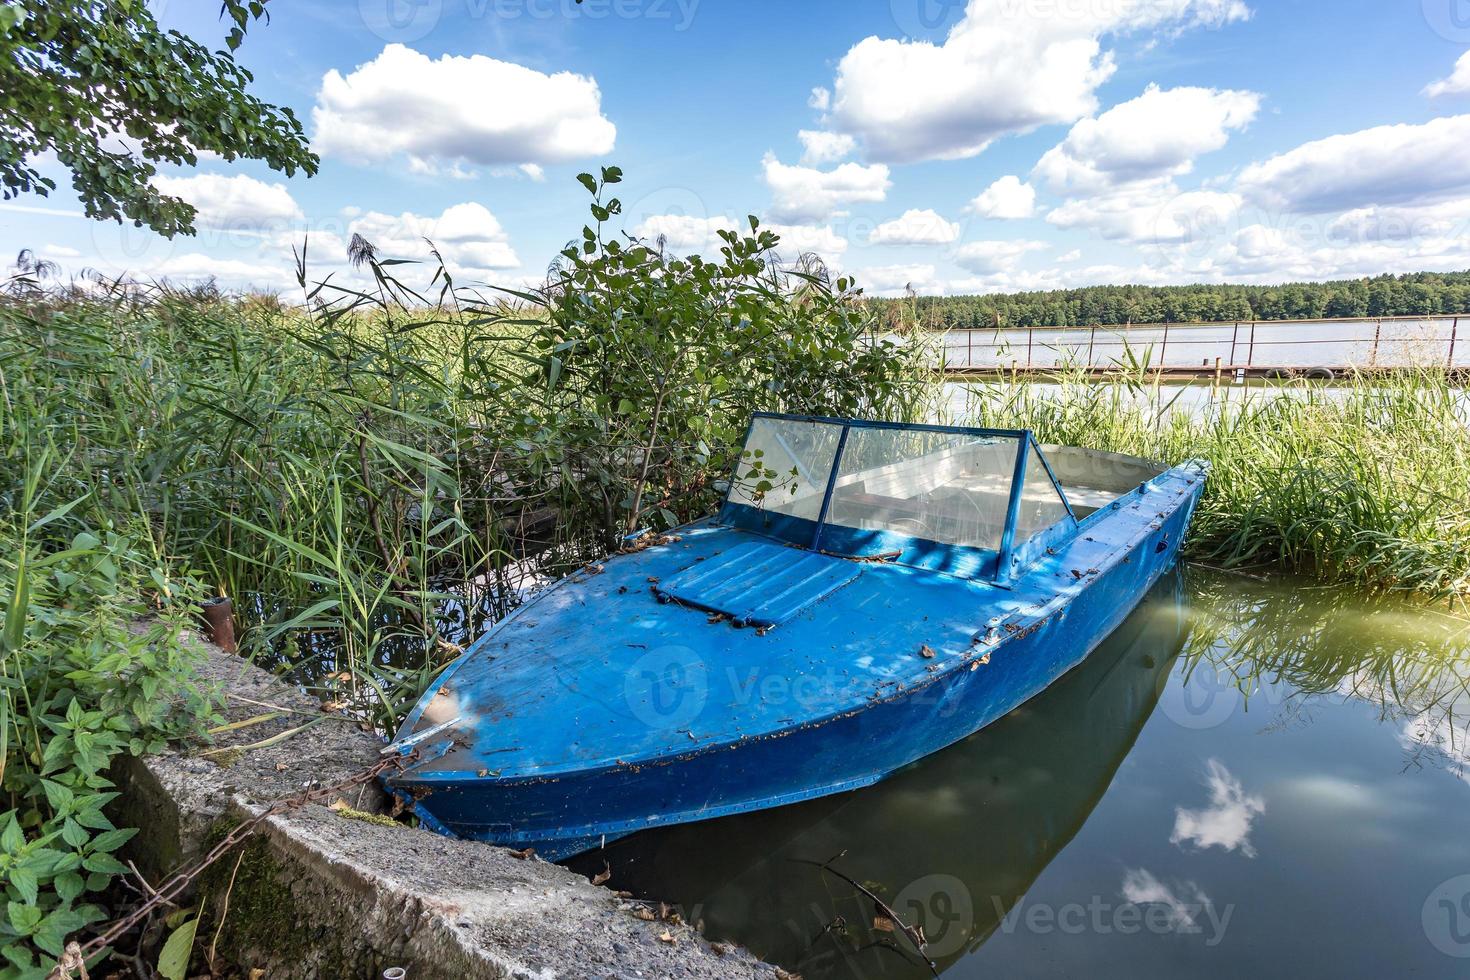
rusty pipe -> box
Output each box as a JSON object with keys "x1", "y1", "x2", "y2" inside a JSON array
[{"x1": 200, "y1": 596, "x2": 237, "y2": 653}]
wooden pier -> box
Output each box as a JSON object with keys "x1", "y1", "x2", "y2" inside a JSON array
[{"x1": 934, "y1": 314, "x2": 1466, "y2": 381}]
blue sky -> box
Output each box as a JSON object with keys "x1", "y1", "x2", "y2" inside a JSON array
[{"x1": 8, "y1": 0, "x2": 1470, "y2": 296}]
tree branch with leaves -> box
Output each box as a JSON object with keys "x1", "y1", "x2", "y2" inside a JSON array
[{"x1": 0, "y1": 1, "x2": 317, "y2": 237}]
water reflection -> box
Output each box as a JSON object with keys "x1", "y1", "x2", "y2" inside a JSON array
[
  {"x1": 1172, "y1": 569, "x2": 1470, "y2": 784},
  {"x1": 572, "y1": 567, "x2": 1470, "y2": 978}
]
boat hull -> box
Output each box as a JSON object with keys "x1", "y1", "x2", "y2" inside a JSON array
[{"x1": 390, "y1": 467, "x2": 1204, "y2": 860}]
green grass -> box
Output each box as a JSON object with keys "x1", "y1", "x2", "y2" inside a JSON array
[{"x1": 958, "y1": 363, "x2": 1470, "y2": 600}]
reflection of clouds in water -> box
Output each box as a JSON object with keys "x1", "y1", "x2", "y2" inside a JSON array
[
  {"x1": 1171, "y1": 759, "x2": 1266, "y2": 857},
  {"x1": 1400, "y1": 711, "x2": 1470, "y2": 784},
  {"x1": 1283, "y1": 774, "x2": 1383, "y2": 813},
  {"x1": 1120, "y1": 868, "x2": 1213, "y2": 929},
  {"x1": 1336, "y1": 658, "x2": 1470, "y2": 785}
]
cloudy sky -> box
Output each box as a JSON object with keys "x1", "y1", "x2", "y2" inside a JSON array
[{"x1": 8, "y1": 0, "x2": 1470, "y2": 297}]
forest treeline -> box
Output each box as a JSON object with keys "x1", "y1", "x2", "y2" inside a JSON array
[{"x1": 871, "y1": 271, "x2": 1470, "y2": 330}]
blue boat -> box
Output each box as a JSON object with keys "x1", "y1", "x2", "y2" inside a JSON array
[{"x1": 384, "y1": 414, "x2": 1207, "y2": 860}]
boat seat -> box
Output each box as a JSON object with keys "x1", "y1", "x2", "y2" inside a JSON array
[{"x1": 651, "y1": 539, "x2": 863, "y2": 629}]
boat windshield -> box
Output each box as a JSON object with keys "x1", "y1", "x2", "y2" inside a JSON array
[{"x1": 721, "y1": 415, "x2": 1074, "y2": 580}]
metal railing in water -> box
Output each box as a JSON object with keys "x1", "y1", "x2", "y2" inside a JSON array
[{"x1": 935, "y1": 315, "x2": 1467, "y2": 377}]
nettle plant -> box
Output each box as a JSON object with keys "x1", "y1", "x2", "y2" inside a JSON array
[
  {"x1": 0, "y1": 487, "x2": 213, "y2": 974},
  {"x1": 521, "y1": 166, "x2": 929, "y2": 549}
]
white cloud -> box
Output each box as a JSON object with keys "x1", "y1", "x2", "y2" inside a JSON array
[
  {"x1": 630, "y1": 214, "x2": 848, "y2": 260},
  {"x1": 944, "y1": 257, "x2": 1202, "y2": 296},
  {"x1": 824, "y1": 0, "x2": 1251, "y2": 163},
  {"x1": 312, "y1": 44, "x2": 615, "y2": 171},
  {"x1": 1236, "y1": 115, "x2": 1470, "y2": 214},
  {"x1": 150, "y1": 173, "x2": 303, "y2": 230},
  {"x1": 348, "y1": 202, "x2": 520, "y2": 276},
  {"x1": 1171, "y1": 759, "x2": 1266, "y2": 857},
  {"x1": 407, "y1": 158, "x2": 479, "y2": 180},
  {"x1": 854, "y1": 263, "x2": 942, "y2": 296},
  {"x1": 967, "y1": 175, "x2": 1036, "y2": 219},
  {"x1": 633, "y1": 213, "x2": 738, "y2": 253},
  {"x1": 1057, "y1": 248, "x2": 1083, "y2": 262},
  {"x1": 1425, "y1": 51, "x2": 1470, "y2": 98},
  {"x1": 766, "y1": 222, "x2": 849, "y2": 258},
  {"x1": 948, "y1": 269, "x2": 1070, "y2": 295},
  {"x1": 761, "y1": 153, "x2": 891, "y2": 222},
  {"x1": 147, "y1": 253, "x2": 297, "y2": 289},
  {"x1": 1328, "y1": 197, "x2": 1470, "y2": 242},
  {"x1": 41, "y1": 244, "x2": 81, "y2": 259},
  {"x1": 519, "y1": 163, "x2": 547, "y2": 182},
  {"x1": 798, "y1": 130, "x2": 857, "y2": 165},
  {"x1": 1045, "y1": 179, "x2": 1242, "y2": 243},
  {"x1": 1213, "y1": 221, "x2": 1470, "y2": 282},
  {"x1": 953, "y1": 239, "x2": 1048, "y2": 273},
  {"x1": 1034, "y1": 84, "x2": 1260, "y2": 194},
  {"x1": 1120, "y1": 869, "x2": 1214, "y2": 930},
  {"x1": 808, "y1": 86, "x2": 831, "y2": 111},
  {"x1": 869, "y1": 208, "x2": 960, "y2": 245}
]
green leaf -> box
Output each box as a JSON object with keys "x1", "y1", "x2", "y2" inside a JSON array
[
  {"x1": 1, "y1": 943, "x2": 32, "y2": 971},
  {"x1": 60, "y1": 818, "x2": 89, "y2": 849},
  {"x1": 27, "y1": 495, "x2": 88, "y2": 533},
  {"x1": 33, "y1": 907, "x2": 86, "y2": 956},
  {"x1": 0, "y1": 817, "x2": 23, "y2": 855},
  {"x1": 9, "y1": 868, "x2": 39, "y2": 906},
  {"x1": 2, "y1": 547, "x2": 29, "y2": 653},
  {"x1": 7, "y1": 901, "x2": 42, "y2": 935},
  {"x1": 88, "y1": 828, "x2": 136, "y2": 853},
  {"x1": 157, "y1": 915, "x2": 200, "y2": 980},
  {"x1": 39, "y1": 780, "x2": 73, "y2": 814},
  {"x1": 81, "y1": 852, "x2": 128, "y2": 875},
  {"x1": 54, "y1": 872, "x2": 85, "y2": 903},
  {"x1": 575, "y1": 172, "x2": 598, "y2": 195}
]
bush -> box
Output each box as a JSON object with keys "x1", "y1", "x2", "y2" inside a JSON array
[
  {"x1": 0, "y1": 167, "x2": 936, "y2": 734},
  {"x1": 0, "y1": 467, "x2": 214, "y2": 975}
]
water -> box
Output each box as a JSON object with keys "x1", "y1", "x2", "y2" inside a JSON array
[
  {"x1": 940, "y1": 316, "x2": 1470, "y2": 371},
  {"x1": 943, "y1": 378, "x2": 1470, "y2": 425},
  {"x1": 568, "y1": 567, "x2": 1470, "y2": 978}
]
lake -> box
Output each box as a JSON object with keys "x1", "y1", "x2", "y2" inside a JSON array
[
  {"x1": 938, "y1": 316, "x2": 1470, "y2": 371},
  {"x1": 568, "y1": 566, "x2": 1470, "y2": 978}
]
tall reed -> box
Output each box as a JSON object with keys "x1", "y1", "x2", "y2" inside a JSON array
[
  {"x1": 959, "y1": 362, "x2": 1470, "y2": 600},
  {"x1": 0, "y1": 175, "x2": 935, "y2": 730}
]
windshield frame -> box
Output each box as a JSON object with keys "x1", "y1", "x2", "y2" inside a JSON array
[{"x1": 717, "y1": 413, "x2": 1078, "y2": 584}]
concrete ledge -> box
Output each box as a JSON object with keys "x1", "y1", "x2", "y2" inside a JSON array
[{"x1": 116, "y1": 632, "x2": 778, "y2": 979}]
